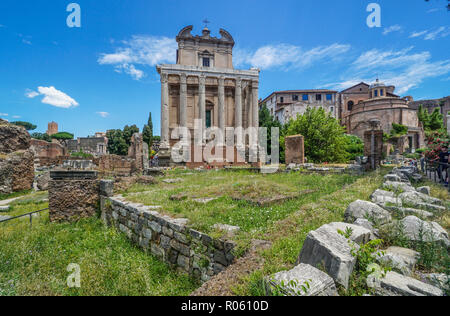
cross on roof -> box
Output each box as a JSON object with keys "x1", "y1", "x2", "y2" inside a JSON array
[{"x1": 202, "y1": 19, "x2": 210, "y2": 28}]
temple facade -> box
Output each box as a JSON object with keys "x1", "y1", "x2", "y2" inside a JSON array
[{"x1": 156, "y1": 25, "x2": 260, "y2": 166}]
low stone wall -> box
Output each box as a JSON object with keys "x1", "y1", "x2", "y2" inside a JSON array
[
  {"x1": 49, "y1": 171, "x2": 99, "y2": 222},
  {"x1": 30, "y1": 139, "x2": 67, "y2": 159},
  {"x1": 100, "y1": 195, "x2": 235, "y2": 281},
  {"x1": 0, "y1": 150, "x2": 34, "y2": 194}
]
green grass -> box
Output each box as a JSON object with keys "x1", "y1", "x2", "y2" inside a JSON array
[
  {"x1": 0, "y1": 189, "x2": 33, "y2": 201},
  {"x1": 0, "y1": 197, "x2": 198, "y2": 296},
  {"x1": 231, "y1": 168, "x2": 389, "y2": 295},
  {"x1": 123, "y1": 169, "x2": 360, "y2": 237}
]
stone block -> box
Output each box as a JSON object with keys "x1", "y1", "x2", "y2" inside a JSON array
[
  {"x1": 99, "y1": 180, "x2": 114, "y2": 197},
  {"x1": 326, "y1": 222, "x2": 373, "y2": 244},
  {"x1": 345, "y1": 200, "x2": 392, "y2": 225},
  {"x1": 297, "y1": 224, "x2": 358, "y2": 289},
  {"x1": 285, "y1": 135, "x2": 305, "y2": 165},
  {"x1": 266, "y1": 263, "x2": 339, "y2": 296},
  {"x1": 376, "y1": 246, "x2": 419, "y2": 276}
]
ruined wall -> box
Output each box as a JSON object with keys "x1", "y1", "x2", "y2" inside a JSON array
[
  {"x1": 97, "y1": 154, "x2": 135, "y2": 176},
  {"x1": 0, "y1": 119, "x2": 34, "y2": 194},
  {"x1": 101, "y1": 196, "x2": 235, "y2": 281},
  {"x1": 30, "y1": 139, "x2": 66, "y2": 159},
  {"x1": 48, "y1": 171, "x2": 99, "y2": 222},
  {"x1": 128, "y1": 133, "x2": 149, "y2": 172},
  {"x1": 364, "y1": 130, "x2": 383, "y2": 170}
]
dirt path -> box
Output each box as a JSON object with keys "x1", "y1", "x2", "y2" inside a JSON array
[
  {"x1": 0, "y1": 196, "x2": 21, "y2": 206},
  {"x1": 190, "y1": 240, "x2": 272, "y2": 296}
]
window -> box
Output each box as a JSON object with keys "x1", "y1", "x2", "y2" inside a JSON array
[
  {"x1": 326, "y1": 94, "x2": 332, "y2": 101},
  {"x1": 292, "y1": 95, "x2": 299, "y2": 101},
  {"x1": 205, "y1": 110, "x2": 212, "y2": 128},
  {"x1": 330, "y1": 106, "x2": 334, "y2": 114},
  {"x1": 280, "y1": 97, "x2": 284, "y2": 103},
  {"x1": 380, "y1": 89, "x2": 384, "y2": 96},
  {"x1": 316, "y1": 94, "x2": 322, "y2": 101},
  {"x1": 302, "y1": 94, "x2": 308, "y2": 101},
  {"x1": 203, "y1": 58, "x2": 210, "y2": 67},
  {"x1": 374, "y1": 90, "x2": 378, "y2": 97},
  {"x1": 348, "y1": 101, "x2": 354, "y2": 111}
]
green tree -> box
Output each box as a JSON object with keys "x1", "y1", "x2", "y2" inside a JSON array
[
  {"x1": 106, "y1": 129, "x2": 128, "y2": 155},
  {"x1": 11, "y1": 121, "x2": 37, "y2": 131},
  {"x1": 429, "y1": 108, "x2": 444, "y2": 130},
  {"x1": 282, "y1": 107, "x2": 348, "y2": 163},
  {"x1": 123, "y1": 125, "x2": 139, "y2": 146},
  {"x1": 259, "y1": 104, "x2": 282, "y2": 156},
  {"x1": 31, "y1": 132, "x2": 52, "y2": 142},
  {"x1": 143, "y1": 112, "x2": 153, "y2": 149},
  {"x1": 344, "y1": 134, "x2": 364, "y2": 160},
  {"x1": 51, "y1": 132, "x2": 74, "y2": 140}
]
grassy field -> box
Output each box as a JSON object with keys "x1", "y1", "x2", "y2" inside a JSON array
[
  {"x1": 0, "y1": 193, "x2": 198, "y2": 296},
  {"x1": 4, "y1": 166, "x2": 443, "y2": 296},
  {"x1": 123, "y1": 169, "x2": 360, "y2": 238}
]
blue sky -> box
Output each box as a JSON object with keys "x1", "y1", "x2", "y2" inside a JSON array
[{"x1": 0, "y1": 0, "x2": 449, "y2": 137}]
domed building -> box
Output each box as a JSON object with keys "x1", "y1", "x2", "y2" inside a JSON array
[{"x1": 339, "y1": 79, "x2": 425, "y2": 153}]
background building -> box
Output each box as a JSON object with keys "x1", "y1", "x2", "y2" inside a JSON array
[{"x1": 260, "y1": 89, "x2": 338, "y2": 124}]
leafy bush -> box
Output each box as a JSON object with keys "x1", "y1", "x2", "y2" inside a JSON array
[
  {"x1": 282, "y1": 107, "x2": 349, "y2": 163},
  {"x1": 344, "y1": 134, "x2": 364, "y2": 160},
  {"x1": 31, "y1": 132, "x2": 52, "y2": 142}
]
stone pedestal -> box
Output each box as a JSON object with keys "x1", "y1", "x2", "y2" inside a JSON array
[
  {"x1": 49, "y1": 170, "x2": 99, "y2": 222},
  {"x1": 285, "y1": 135, "x2": 305, "y2": 165}
]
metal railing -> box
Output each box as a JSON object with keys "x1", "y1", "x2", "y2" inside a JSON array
[
  {"x1": 423, "y1": 159, "x2": 450, "y2": 191},
  {"x1": 0, "y1": 208, "x2": 49, "y2": 228}
]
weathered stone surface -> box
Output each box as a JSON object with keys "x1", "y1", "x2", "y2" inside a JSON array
[
  {"x1": 345, "y1": 200, "x2": 392, "y2": 225},
  {"x1": 213, "y1": 224, "x2": 241, "y2": 235},
  {"x1": 266, "y1": 263, "x2": 338, "y2": 296},
  {"x1": 0, "y1": 205, "x2": 10, "y2": 212},
  {"x1": 370, "y1": 189, "x2": 402, "y2": 207},
  {"x1": 421, "y1": 273, "x2": 449, "y2": 293},
  {"x1": 0, "y1": 120, "x2": 31, "y2": 154},
  {"x1": 416, "y1": 186, "x2": 430, "y2": 195},
  {"x1": 285, "y1": 135, "x2": 305, "y2": 165},
  {"x1": 376, "y1": 246, "x2": 419, "y2": 276},
  {"x1": 353, "y1": 218, "x2": 379, "y2": 238},
  {"x1": 400, "y1": 216, "x2": 449, "y2": 247},
  {"x1": 367, "y1": 271, "x2": 443, "y2": 296},
  {"x1": 396, "y1": 207, "x2": 434, "y2": 219},
  {"x1": 0, "y1": 150, "x2": 34, "y2": 194},
  {"x1": 398, "y1": 191, "x2": 444, "y2": 211},
  {"x1": 99, "y1": 180, "x2": 114, "y2": 197},
  {"x1": 49, "y1": 177, "x2": 99, "y2": 222},
  {"x1": 297, "y1": 224, "x2": 358, "y2": 289},
  {"x1": 384, "y1": 174, "x2": 403, "y2": 183},
  {"x1": 36, "y1": 172, "x2": 50, "y2": 191},
  {"x1": 382, "y1": 181, "x2": 415, "y2": 193},
  {"x1": 326, "y1": 222, "x2": 373, "y2": 244}
]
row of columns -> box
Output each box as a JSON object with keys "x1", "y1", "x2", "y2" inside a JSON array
[{"x1": 160, "y1": 73, "x2": 259, "y2": 149}]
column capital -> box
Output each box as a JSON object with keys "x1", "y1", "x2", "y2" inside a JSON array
[
  {"x1": 251, "y1": 79, "x2": 259, "y2": 87},
  {"x1": 199, "y1": 75, "x2": 206, "y2": 85},
  {"x1": 180, "y1": 73, "x2": 187, "y2": 84},
  {"x1": 161, "y1": 72, "x2": 169, "y2": 83},
  {"x1": 236, "y1": 77, "x2": 242, "y2": 87},
  {"x1": 218, "y1": 76, "x2": 225, "y2": 85}
]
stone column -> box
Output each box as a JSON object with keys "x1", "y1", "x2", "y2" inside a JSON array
[
  {"x1": 160, "y1": 72, "x2": 170, "y2": 149},
  {"x1": 180, "y1": 73, "x2": 187, "y2": 131},
  {"x1": 198, "y1": 75, "x2": 206, "y2": 143},
  {"x1": 252, "y1": 80, "x2": 259, "y2": 129},
  {"x1": 246, "y1": 84, "x2": 252, "y2": 129},
  {"x1": 218, "y1": 76, "x2": 225, "y2": 133},
  {"x1": 235, "y1": 78, "x2": 243, "y2": 146}
]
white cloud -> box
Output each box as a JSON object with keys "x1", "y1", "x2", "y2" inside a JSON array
[
  {"x1": 409, "y1": 30, "x2": 428, "y2": 38},
  {"x1": 0, "y1": 113, "x2": 8, "y2": 116},
  {"x1": 235, "y1": 43, "x2": 350, "y2": 70},
  {"x1": 383, "y1": 25, "x2": 402, "y2": 35},
  {"x1": 25, "y1": 89, "x2": 39, "y2": 98},
  {"x1": 26, "y1": 86, "x2": 79, "y2": 108},
  {"x1": 98, "y1": 35, "x2": 177, "y2": 80},
  {"x1": 331, "y1": 47, "x2": 450, "y2": 94},
  {"x1": 424, "y1": 26, "x2": 449, "y2": 40},
  {"x1": 409, "y1": 27, "x2": 450, "y2": 40},
  {"x1": 96, "y1": 112, "x2": 109, "y2": 118},
  {"x1": 12, "y1": 115, "x2": 21, "y2": 119}
]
